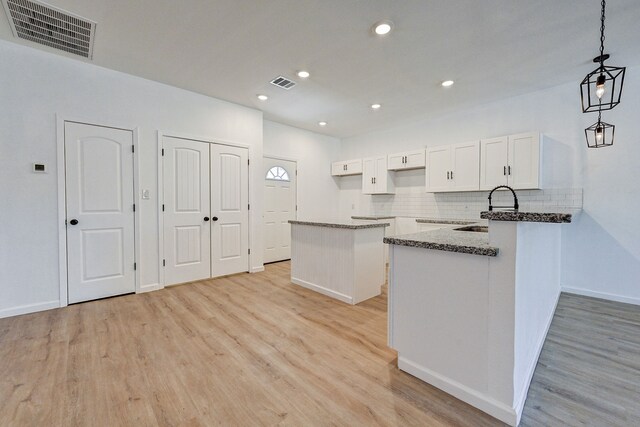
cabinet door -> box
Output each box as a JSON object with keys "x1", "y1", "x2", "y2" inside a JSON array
[
  {"x1": 331, "y1": 161, "x2": 345, "y2": 176},
  {"x1": 344, "y1": 159, "x2": 363, "y2": 175},
  {"x1": 374, "y1": 156, "x2": 388, "y2": 193},
  {"x1": 387, "y1": 153, "x2": 405, "y2": 170},
  {"x1": 508, "y1": 133, "x2": 540, "y2": 189},
  {"x1": 362, "y1": 157, "x2": 376, "y2": 194},
  {"x1": 425, "y1": 146, "x2": 451, "y2": 192},
  {"x1": 480, "y1": 137, "x2": 508, "y2": 190},
  {"x1": 451, "y1": 141, "x2": 480, "y2": 191},
  {"x1": 404, "y1": 149, "x2": 426, "y2": 169}
]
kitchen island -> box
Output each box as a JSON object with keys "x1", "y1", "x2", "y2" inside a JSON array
[
  {"x1": 385, "y1": 211, "x2": 573, "y2": 426},
  {"x1": 289, "y1": 219, "x2": 389, "y2": 304}
]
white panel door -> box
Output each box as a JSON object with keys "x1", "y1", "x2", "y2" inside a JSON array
[
  {"x1": 451, "y1": 141, "x2": 480, "y2": 191},
  {"x1": 508, "y1": 133, "x2": 540, "y2": 189},
  {"x1": 163, "y1": 136, "x2": 211, "y2": 285},
  {"x1": 65, "y1": 122, "x2": 135, "y2": 303},
  {"x1": 480, "y1": 137, "x2": 509, "y2": 190},
  {"x1": 425, "y1": 145, "x2": 451, "y2": 192},
  {"x1": 211, "y1": 144, "x2": 249, "y2": 277},
  {"x1": 263, "y1": 158, "x2": 297, "y2": 263}
]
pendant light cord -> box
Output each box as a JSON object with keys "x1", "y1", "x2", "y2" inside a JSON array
[{"x1": 600, "y1": 0, "x2": 606, "y2": 66}]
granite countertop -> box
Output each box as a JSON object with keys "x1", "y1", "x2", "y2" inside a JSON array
[
  {"x1": 480, "y1": 211, "x2": 572, "y2": 223},
  {"x1": 415, "y1": 218, "x2": 479, "y2": 225},
  {"x1": 289, "y1": 219, "x2": 390, "y2": 229},
  {"x1": 351, "y1": 215, "x2": 396, "y2": 220},
  {"x1": 384, "y1": 228, "x2": 498, "y2": 257}
]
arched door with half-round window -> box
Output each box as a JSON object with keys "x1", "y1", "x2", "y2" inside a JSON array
[{"x1": 263, "y1": 157, "x2": 297, "y2": 263}]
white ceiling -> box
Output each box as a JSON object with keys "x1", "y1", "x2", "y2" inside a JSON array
[{"x1": 2, "y1": 0, "x2": 640, "y2": 138}]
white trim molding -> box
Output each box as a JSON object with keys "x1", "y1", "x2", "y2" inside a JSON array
[
  {"x1": 0, "y1": 300, "x2": 60, "y2": 319},
  {"x1": 561, "y1": 287, "x2": 640, "y2": 306},
  {"x1": 398, "y1": 357, "x2": 517, "y2": 426}
]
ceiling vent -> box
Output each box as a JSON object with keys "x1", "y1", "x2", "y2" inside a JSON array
[
  {"x1": 270, "y1": 76, "x2": 296, "y2": 90},
  {"x1": 2, "y1": 0, "x2": 96, "y2": 58}
]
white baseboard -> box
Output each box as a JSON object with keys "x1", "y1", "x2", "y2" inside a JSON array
[
  {"x1": 250, "y1": 266, "x2": 265, "y2": 273},
  {"x1": 561, "y1": 286, "x2": 640, "y2": 306},
  {"x1": 291, "y1": 277, "x2": 353, "y2": 305},
  {"x1": 138, "y1": 283, "x2": 163, "y2": 293},
  {"x1": 398, "y1": 357, "x2": 517, "y2": 426},
  {"x1": 513, "y1": 290, "x2": 561, "y2": 423},
  {"x1": 0, "y1": 300, "x2": 60, "y2": 319}
]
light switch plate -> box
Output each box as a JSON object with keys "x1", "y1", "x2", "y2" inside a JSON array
[{"x1": 142, "y1": 189, "x2": 150, "y2": 200}]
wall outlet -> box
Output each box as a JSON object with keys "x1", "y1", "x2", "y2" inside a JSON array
[{"x1": 33, "y1": 163, "x2": 46, "y2": 173}]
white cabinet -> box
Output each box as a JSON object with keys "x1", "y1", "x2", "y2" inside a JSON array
[
  {"x1": 388, "y1": 149, "x2": 426, "y2": 171},
  {"x1": 480, "y1": 132, "x2": 541, "y2": 190},
  {"x1": 331, "y1": 158, "x2": 362, "y2": 176},
  {"x1": 363, "y1": 156, "x2": 395, "y2": 194},
  {"x1": 425, "y1": 141, "x2": 480, "y2": 193}
]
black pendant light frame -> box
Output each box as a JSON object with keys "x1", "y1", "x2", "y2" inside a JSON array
[
  {"x1": 580, "y1": 0, "x2": 624, "y2": 148},
  {"x1": 585, "y1": 111, "x2": 615, "y2": 149}
]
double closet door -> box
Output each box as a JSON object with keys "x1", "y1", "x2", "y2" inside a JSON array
[{"x1": 163, "y1": 136, "x2": 249, "y2": 286}]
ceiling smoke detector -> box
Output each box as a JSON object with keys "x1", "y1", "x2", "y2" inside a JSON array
[
  {"x1": 270, "y1": 76, "x2": 296, "y2": 90},
  {"x1": 2, "y1": 0, "x2": 97, "y2": 59}
]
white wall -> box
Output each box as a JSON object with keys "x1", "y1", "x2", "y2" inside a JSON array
[
  {"x1": 339, "y1": 67, "x2": 640, "y2": 304},
  {"x1": 0, "y1": 40, "x2": 264, "y2": 317},
  {"x1": 263, "y1": 120, "x2": 341, "y2": 219}
]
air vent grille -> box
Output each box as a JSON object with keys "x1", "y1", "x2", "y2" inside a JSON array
[
  {"x1": 2, "y1": 0, "x2": 96, "y2": 58},
  {"x1": 270, "y1": 76, "x2": 296, "y2": 90}
]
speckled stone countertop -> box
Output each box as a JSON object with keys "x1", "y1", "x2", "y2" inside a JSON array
[
  {"x1": 351, "y1": 215, "x2": 396, "y2": 220},
  {"x1": 415, "y1": 218, "x2": 478, "y2": 225},
  {"x1": 480, "y1": 211, "x2": 572, "y2": 223},
  {"x1": 289, "y1": 219, "x2": 390, "y2": 229},
  {"x1": 384, "y1": 228, "x2": 498, "y2": 257}
]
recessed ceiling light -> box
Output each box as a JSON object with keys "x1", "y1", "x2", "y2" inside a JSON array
[
  {"x1": 371, "y1": 103, "x2": 381, "y2": 110},
  {"x1": 373, "y1": 20, "x2": 393, "y2": 35},
  {"x1": 318, "y1": 121, "x2": 327, "y2": 127},
  {"x1": 257, "y1": 94, "x2": 268, "y2": 101},
  {"x1": 441, "y1": 80, "x2": 455, "y2": 87},
  {"x1": 297, "y1": 70, "x2": 310, "y2": 78}
]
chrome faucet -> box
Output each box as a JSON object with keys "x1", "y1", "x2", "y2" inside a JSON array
[{"x1": 488, "y1": 186, "x2": 519, "y2": 211}]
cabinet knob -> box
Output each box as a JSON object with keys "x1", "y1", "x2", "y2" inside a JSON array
[
  {"x1": 204, "y1": 217, "x2": 210, "y2": 221},
  {"x1": 212, "y1": 216, "x2": 219, "y2": 222},
  {"x1": 69, "y1": 219, "x2": 78, "y2": 225}
]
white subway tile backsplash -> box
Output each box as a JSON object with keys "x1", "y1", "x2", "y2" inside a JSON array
[{"x1": 369, "y1": 188, "x2": 582, "y2": 220}]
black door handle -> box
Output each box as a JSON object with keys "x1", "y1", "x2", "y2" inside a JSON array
[
  {"x1": 212, "y1": 216, "x2": 219, "y2": 222},
  {"x1": 204, "y1": 217, "x2": 210, "y2": 221},
  {"x1": 69, "y1": 219, "x2": 78, "y2": 225}
]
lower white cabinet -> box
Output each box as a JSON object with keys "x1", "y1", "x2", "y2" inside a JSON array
[
  {"x1": 425, "y1": 141, "x2": 480, "y2": 193},
  {"x1": 363, "y1": 156, "x2": 395, "y2": 194},
  {"x1": 480, "y1": 132, "x2": 541, "y2": 190},
  {"x1": 331, "y1": 158, "x2": 362, "y2": 176},
  {"x1": 388, "y1": 149, "x2": 426, "y2": 171}
]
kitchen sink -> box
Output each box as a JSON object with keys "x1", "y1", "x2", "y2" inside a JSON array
[{"x1": 453, "y1": 226, "x2": 488, "y2": 233}]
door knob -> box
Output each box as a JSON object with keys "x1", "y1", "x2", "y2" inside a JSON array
[
  {"x1": 69, "y1": 219, "x2": 79, "y2": 225},
  {"x1": 212, "y1": 216, "x2": 219, "y2": 222},
  {"x1": 204, "y1": 217, "x2": 210, "y2": 221}
]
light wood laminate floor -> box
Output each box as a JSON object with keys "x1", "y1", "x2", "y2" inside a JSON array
[{"x1": 1, "y1": 262, "x2": 639, "y2": 426}]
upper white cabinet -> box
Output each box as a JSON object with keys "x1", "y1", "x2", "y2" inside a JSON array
[
  {"x1": 363, "y1": 156, "x2": 395, "y2": 194},
  {"x1": 425, "y1": 141, "x2": 480, "y2": 193},
  {"x1": 331, "y1": 158, "x2": 362, "y2": 176},
  {"x1": 388, "y1": 149, "x2": 426, "y2": 171},
  {"x1": 480, "y1": 132, "x2": 541, "y2": 190}
]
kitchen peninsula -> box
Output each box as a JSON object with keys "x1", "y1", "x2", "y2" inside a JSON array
[
  {"x1": 289, "y1": 219, "x2": 389, "y2": 304},
  {"x1": 385, "y1": 211, "x2": 573, "y2": 426}
]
